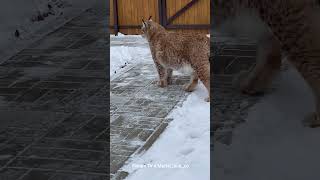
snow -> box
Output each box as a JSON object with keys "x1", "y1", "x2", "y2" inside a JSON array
[
  {"x1": 110, "y1": 45, "x2": 152, "y2": 79},
  {"x1": 110, "y1": 33, "x2": 210, "y2": 80},
  {"x1": 0, "y1": 0, "x2": 98, "y2": 63},
  {"x1": 122, "y1": 83, "x2": 210, "y2": 180},
  {"x1": 110, "y1": 34, "x2": 151, "y2": 79},
  {"x1": 110, "y1": 34, "x2": 210, "y2": 179},
  {"x1": 214, "y1": 65, "x2": 320, "y2": 179}
]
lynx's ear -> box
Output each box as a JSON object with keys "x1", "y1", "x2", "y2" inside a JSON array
[
  {"x1": 142, "y1": 18, "x2": 146, "y2": 28},
  {"x1": 148, "y1": 16, "x2": 152, "y2": 21}
]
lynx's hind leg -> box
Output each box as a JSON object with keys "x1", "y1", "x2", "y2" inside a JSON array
[
  {"x1": 299, "y1": 69, "x2": 320, "y2": 128},
  {"x1": 184, "y1": 71, "x2": 198, "y2": 92},
  {"x1": 194, "y1": 62, "x2": 210, "y2": 102},
  {"x1": 233, "y1": 35, "x2": 282, "y2": 95},
  {"x1": 167, "y1": 68, "x2": 173, "y2": 85}
]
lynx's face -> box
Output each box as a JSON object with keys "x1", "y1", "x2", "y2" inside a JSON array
[
  {"x1": 141, "y1": 20, "x2": 154, "y2": 38},
  {"x1": 141, "y1": 19, "x2": 162, "y2": 38},
  {"x1": 141, "y1": 20, "x2": 148, "y2": 38}
]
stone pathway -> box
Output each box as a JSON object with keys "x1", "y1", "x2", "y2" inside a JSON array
[
  {"x1": 0, "y1": 5, "x2": 108, "y2": 180},
  {"x1": 110, "y1": 63, "x2": 189, "y2": 179},
  {"x1": 211, "y1": 34, "x2": 262, "y2": 145}
]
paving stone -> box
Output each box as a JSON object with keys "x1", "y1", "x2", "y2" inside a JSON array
[
  {"x1": 0, "y1": 111, "x2": 69, "y2": 130},
  {"x1": 14, "y1": 88, "x2": 49, "y2": 103},
  {"x1": 110, "y1": 155, "x2": 130, "y2": 174},
  {"x1": 113, "y1": 171, "x2": 129, "y2": 180},
  {"x1": 70, "y1": 116, "x2": 107, "y2": 140},
  {"x1": 84, "y1": 60, "x2": 107, "y2": 70},
  {"x1": 7, "y1": 157, "x2": 104, "y2": 174},
  {"x1": 49, "y1": 172, "x2": 107, "y2": 180},
  {"x1": 0, "y1": 6, "x2": 108, "y2": 178},
  {"x1": 212, "y1": 38, "x2": 262, "y2": 146},
  {"x1": 0, "y1": 88, "x2": 27, "y2": 95},
  {"x1": 34, "y1": 81, "x2": 87, "y2": 89},
  {"x1": 63, "y1": 59, "x2": 92, "y2": 69},
  {"x1": 0, "y1": 128, "x2": 46, "y2": 139},
  {"x1": 10, "y1": 79, "x2": 40, "y2": 88},
  {"x1": 44, "y1": 114, "x2": 95, "y2": 138},
  {"x1": 19, "y1": 170, "x2": 55, "y2": 180},
  {"x1": 0, "y1": 168, "x2": 28, "y2": 180},
  {"x1": 34, "y1": 138, "x2": 106, "y2": 152},
  {"x1": 21, "y1": 147, "x2": 105, "y2": 162},
  {"x1": 110, "y1": 62, "x2": 189, "y2": 178},
  {"x1": 0, "y1": 137, "x2": 34, "y2": 167}
]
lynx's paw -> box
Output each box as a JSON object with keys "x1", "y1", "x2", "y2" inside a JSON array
[
  {"x1": 233, "y1": 71, "x2": 265, "y2": 95},
  {"x1": 183, "y1": 83, "x2": 196, "y2": 92},
  {"x1": 167, "y1": 77, "x2": 173, "y2": 85},
  {"x1": 156, "y1": 79, "x2": 168, "y2": 88},
  {"x1": 302, "y1": 112, "x2": 320, "y2": 128}
]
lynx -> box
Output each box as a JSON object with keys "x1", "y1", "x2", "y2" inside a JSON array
[
  {"x1": 141, "y1": 17, "x2": 210, "y2": 102},
  {"x1": 212, "y1": 0, "x2": 320, "y2": 127}
]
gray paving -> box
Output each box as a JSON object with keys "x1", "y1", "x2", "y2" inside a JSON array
[
  {"x1": 110, "y1": 62, "x2": 189, "y2": 179},
  {"x1": 211, "y1": 34, "x2": 262, "y2": 145},
  {"x1": 0, "y1": 6, "x2": 108, "y2": 180}
]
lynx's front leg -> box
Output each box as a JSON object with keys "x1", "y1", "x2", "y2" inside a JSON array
[
  {"x1": 300, "y1": 73, "x2": 320, "y2": 128},
  {"x1": 154, "y1": 61, "x2": 168, "y2": 88},
  {"x1": 194, "y1": 62, "x2": 210, "y2": 102},
  {"x1": 233, "y1": 36, "x2": 281, "y2": 95},
  {"x1": 167, "y1": 68, "x2": 173, "y2": 85},
  {"x1": 184, "y1": 71, "x2": 198, "y2": 92},
  {"x1": 304, "y1": 97, "x2": 320, "y2": 128}
]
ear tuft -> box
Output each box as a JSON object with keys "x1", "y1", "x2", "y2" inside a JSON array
[{"x1": 142, "y1": 18, "x2": 146, "y2": 28}]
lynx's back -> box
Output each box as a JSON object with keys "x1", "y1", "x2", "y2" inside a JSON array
[{"x1": 157, "y1": 31, "x2": 210, "y2": 69}]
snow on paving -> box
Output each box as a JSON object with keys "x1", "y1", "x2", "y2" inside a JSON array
[
  {"x1": 123, "y1": 84, "x2": 210, "y2": 180},
  {"x1": 0, "y1": 0, "x2": 97, "y2": 62},
  {"x1": 111, "y1": 34, "x2": 210, "y2": 179},
  {"x1": 214, "y1": 65, "x2": 320, "y2": 179},
  {"x1": 110, "y1": 34, "x2": 151, "y2": 79}
]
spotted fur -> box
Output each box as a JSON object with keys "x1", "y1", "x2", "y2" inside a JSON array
[
  {"x1": 212, "y1": 0, "x2": 320, "y2": 127},
  {"x1": 141, "y1": 19, "x2": 210, "y2": 101}
]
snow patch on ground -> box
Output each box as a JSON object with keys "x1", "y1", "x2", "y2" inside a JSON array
[
  {"x1": 214, "y1": 66, "x2": 320, "y2": 179},
  {"x1": 123, "y1": 82, "x2": 210, "y2": 180},
  {"x1": 110, "y1": 34, "x2": 152, "y2": 79},
  {"x1": 0, "y1": 0, "x2": 97, "y2": 63}
]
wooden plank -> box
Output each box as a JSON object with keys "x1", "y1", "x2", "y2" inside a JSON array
[
  {"x1": 109, "y1": 0, "x2": 114, "y2": 34},
  {"x1": 113, "y1": 0, "x2": 119, "y2": 35},
  {"x1": 166, "y1": 0, "x2": 200, "y2": 25},
  {"x1": 109, "y1": 0, "x2": 210, "y2": 35},
  {"x1": 166, "y1": 24, "x2": 210, "y2": 29},
  {"x1": 158, "y1": 0, "x2": 164, "y2": 25}
]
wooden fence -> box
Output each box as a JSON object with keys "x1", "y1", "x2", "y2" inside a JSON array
[{"x1": 110, "y1": 0, "x2": 210, "y2": 35}]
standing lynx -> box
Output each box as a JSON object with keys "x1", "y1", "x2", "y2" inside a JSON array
[
  {"x1": 141, "y1": 17, "x2": 210, "y2": 101},
  {"x1": 212, "y1": 0, "x2": 320, "y2": 127}
]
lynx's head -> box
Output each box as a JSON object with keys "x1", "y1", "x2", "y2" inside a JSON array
[{"x1": 141, "y1": 16, "x2": 165, "y2": 40}]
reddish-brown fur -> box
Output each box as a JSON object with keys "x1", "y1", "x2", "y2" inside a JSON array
[{"x1": 141, "y1": 19, "x2": 210, "y2": 101}]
